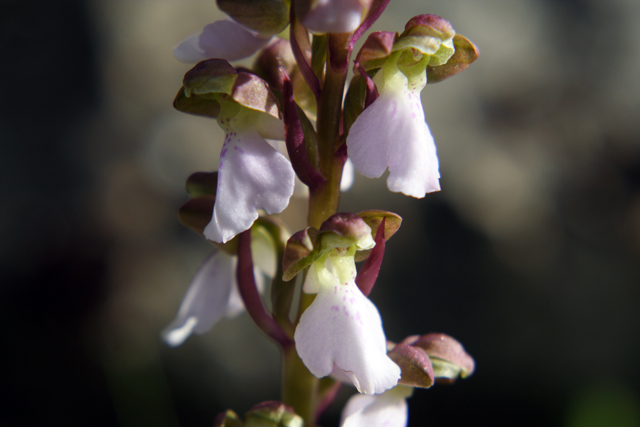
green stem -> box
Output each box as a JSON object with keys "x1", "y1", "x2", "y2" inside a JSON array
[
  {"x1": 308, "y1": 33, "x2": 350, "y2": 228},
  {"x1": 284, "y1": 33, "x2": 353, "y2": 426},
  {"x1": 282, "y1": 346, "x2": 319, "y2": 424}
]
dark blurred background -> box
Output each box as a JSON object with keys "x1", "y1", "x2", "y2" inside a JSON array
[{"x1": 2, "y1": 0, "x2": 640, "y2": 426}]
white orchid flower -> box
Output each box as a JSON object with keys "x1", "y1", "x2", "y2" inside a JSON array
[
  {"x1": 163, "y1": 231, "x2": 276, "y2": 347},
  {"x1": 347, "y1": 53, "x2": 440, "y2": 198},
  {"x1": 293, "y1": 224, "x2": 400, "y2": 395}
]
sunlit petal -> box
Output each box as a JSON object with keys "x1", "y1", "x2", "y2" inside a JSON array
[
  {"x1": 340, "y1": 386, "x2": 413, "y2": 427},
  {"x1": 303, "y1": 0, "x2": 365, "y2": 34},
  {"x1": 174, "y1": 20, "x2": 271, "y2": 63},
  {"x1": 204, "y1": 129, "x2": 295, "y2": 243},
  {"x1": 347, "y1": 69, "x2": 440, "y2": 198},
  {"x1": 294, "y1": 276, "x2": 400, "y2": 395}
]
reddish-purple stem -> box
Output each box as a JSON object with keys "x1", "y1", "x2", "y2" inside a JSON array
[
  {"x1": 349, "y1": 0, "x2": 391, "y2": 50},
  {"x1": 237, "y1": 230, "x2": 292, "y2": 348},
  {"x1": 290, "y1": 4, "x2": 321, "y2": 100},
  {"x1": 314, "y1": 381, "x2": 342, "y2": 421},
  {"x1": 355, "y1": 62, "x2": 379, "y2": 108},
  {"x1": 355, "y1": 218, "x2": 386, "y2": 296},
  {"x1": 282, "y1": 72, "x2": 326, "y2": 190}
]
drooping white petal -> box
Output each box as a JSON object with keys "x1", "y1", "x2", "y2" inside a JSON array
[
  {"x1": 174, "y1": 20, "x2": 271, "y2": 63},
  {"x1": 204, "y1": 129, "x2": 295, "y2": 243},
  {"x1": 294, "y1": 268, "x2": 400, "y2": 394},
  {"x1": 340, "y1": 386, "x2": 413, "y2": 427},
  {"x1": 302, "y1": 0, "x2": 365, "y2": 34},
  {"x1": 162, "y1": 251, "x2": 236, "y2": 347},
  {"x1": 347, "y1": 73, "x2": 440, "y2": 198}
]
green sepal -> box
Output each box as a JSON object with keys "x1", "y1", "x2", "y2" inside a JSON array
[
  {"x1": 178, "y1": 59, "x2": 281, "y2": 118},
  {"x1": 427, "y1": 34, "x2": 479, "y2": 84},
  {"x1": 355, "y1": 210, "x2": 402, "y2": 262},
  {"x1": 183, "y1": 59, "x2": 238, "y2": 98},
  {"x1": 282, "y1": 226, "x2": 320, "y2": 281},
  {"x1": 228, "y1": 72, "x2": 281, "y2": 119},
  {"x1": 173, "y1": 87, "x2": 221, "y2": 118},
  {"x1": 217, "y1": 0, "x2": 289, "y2": 36}
]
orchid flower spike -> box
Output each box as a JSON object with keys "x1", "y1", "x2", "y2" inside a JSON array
[
  {"x1": 340, "y1": 385, "x2": 413, "y2": 427},
  {"x1": 293, "y1": 214, "x2": 401, "y2": 395},
  {"x1": 163, "y1": 229, "x2": 276, "y2": 347},
  {"x1": 347, "y1": 16, "x2": 456, "y2": 198}
]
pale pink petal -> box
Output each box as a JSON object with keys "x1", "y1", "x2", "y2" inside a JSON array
[
  {"x1": 294, "y1": 278, "x2": 400, "y2": 395},
  {"x1": 204, "y1": 129, "x2": 295, "y2": 243},
  {"x1": 174, "y1": 20, "x2": 271, "y2": 63},
  {"x1": 162, "y1": 251, "x2": 235, "y2": 347},
  {"x1": 303, "y1": 0, "x2": 364, "y2": 34},
  {"x1": 340, "y1": 386, "x2": 413, "y2": 427},
  {"x1": 347, "y1": 79, "x2": 440, "y2": 198}
]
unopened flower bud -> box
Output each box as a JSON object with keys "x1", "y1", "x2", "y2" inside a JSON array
[
  {"x1": 387, "y1": 342, "x2": 435, "y2": 389},
  {"x1": 405, "y1": 333, "x2": 475, "y2": 382},
  {"x1": 295, "y1": 0, "x2": 371, "y2": 34}
]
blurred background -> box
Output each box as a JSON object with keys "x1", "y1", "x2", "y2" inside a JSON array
[{"x1": 2, "y1": 0, "x2": 640, "y2": 425}]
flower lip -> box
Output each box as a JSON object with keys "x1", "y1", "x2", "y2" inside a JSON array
[{"x1": 293, "y1": 271, "x2": 401, "y2": 395}]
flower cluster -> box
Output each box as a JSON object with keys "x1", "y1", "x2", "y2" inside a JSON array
[{"x1": 164, "y1": 1, "x2": 478, "y2": 426}]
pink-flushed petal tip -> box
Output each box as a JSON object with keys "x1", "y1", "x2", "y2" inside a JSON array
[{"x1": 174, "y1": 20, "x2": 271, "y2": 63}]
